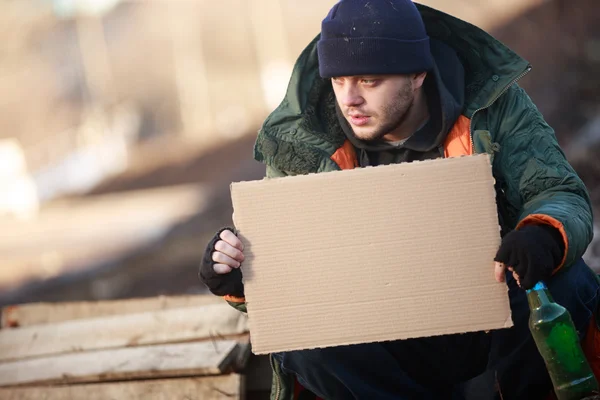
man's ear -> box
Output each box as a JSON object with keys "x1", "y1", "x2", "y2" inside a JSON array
[{"x1": 413, "y1": 71, "x2": 427, "y2": 90}]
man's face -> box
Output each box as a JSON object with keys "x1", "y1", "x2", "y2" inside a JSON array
[{"x1": 331, "y1": 74, "x2": 415, "y2": 142}]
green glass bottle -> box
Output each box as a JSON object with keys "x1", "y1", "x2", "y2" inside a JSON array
[{"x1": 527, "y1": 281, "x2": 599, "y2": 400}]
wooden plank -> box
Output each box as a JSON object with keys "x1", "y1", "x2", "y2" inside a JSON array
[
  {"x1": 0, "y1": 373, "x2": 243, "y2": 399},
  {"x1": 1, "y1": 295, "x2": 223, "y2": 328},
  {"x1": 0, "y1": 303, "x2": 247, "y2": 362},
  {"x1": 0, "y1": 340, "x2": 242, "y2": 387}
]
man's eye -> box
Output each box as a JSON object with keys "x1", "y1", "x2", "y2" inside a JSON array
[{"x1": 361, "y1": 79, "x2": 377, "y2": 84}]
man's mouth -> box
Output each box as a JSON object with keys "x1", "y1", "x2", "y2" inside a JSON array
[{"x1": 348, "y1": 114, "x2": 370, "y2": 126}]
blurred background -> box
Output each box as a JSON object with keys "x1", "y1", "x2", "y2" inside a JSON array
[{"x1": 0, "y1": 0, "x2": 599, "y2": 307}]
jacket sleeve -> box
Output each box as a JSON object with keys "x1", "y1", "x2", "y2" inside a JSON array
[
  {"x1": 223, "y1": 165, "x2": 292, "y2": 313},
  {"x1": 491, "y1": 84, "x2": 593, "y2": 271}
]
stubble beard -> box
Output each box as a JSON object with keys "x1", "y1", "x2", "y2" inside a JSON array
[{"x1": 349, "y1": 81, "x2": 414, "y2": 143}]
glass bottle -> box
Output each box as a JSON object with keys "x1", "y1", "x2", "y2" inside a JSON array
[{"x1": 527, "y1": 281, "x2": 599, "y2": 400}]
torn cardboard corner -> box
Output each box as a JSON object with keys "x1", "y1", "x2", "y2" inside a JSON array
[{"x1": 231, "y1": 154, "x2": 512, "y2": 355}]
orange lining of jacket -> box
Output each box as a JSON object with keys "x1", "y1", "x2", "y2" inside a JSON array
[
  {"x1": 443, "y1": 115, "x2": 473, "y2": 158},
  {"x1": 224, "y1": 295, "x2": 246, "y2": 303},
  {"x1": 331, "y1": 139, "x2": 359, "y2": 170}
]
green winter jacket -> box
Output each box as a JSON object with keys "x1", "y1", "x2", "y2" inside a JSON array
[{"x1": 227, "y1": 4, "x2": 594, "y2": 400}]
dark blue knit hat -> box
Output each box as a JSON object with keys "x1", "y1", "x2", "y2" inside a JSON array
[{"x1": 317, "y1": 0, "x2": 433, "y2": 78}]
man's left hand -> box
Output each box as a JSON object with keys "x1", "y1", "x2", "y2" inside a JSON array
[{"x1": 494, "y1": 224, "x2": 564, "y2": 290}]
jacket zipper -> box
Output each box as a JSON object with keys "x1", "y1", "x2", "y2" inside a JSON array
[
  {"x1": 270, "y1": 354, "x2": 282, "y2": 400},
  {"x1": 468, "y1": 66, "x2": 532, "y2": 150}
]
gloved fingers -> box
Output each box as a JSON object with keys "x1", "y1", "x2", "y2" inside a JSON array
[
  {"x1": 513, "y1": 269, "x2": 528, "y2": 289},
  {"x1": 494, "y1": 243, "x2": 512, "y2": 265},
  {"x1": 494, "y1": 235, "x2": 520, "y2": 265},
  {"x1": 212, "y1": 251, "x2": 241, "y2": 268},
  {"x1": 519, "y1": 251, "x2": 539, "y2": 290},
  {"x1": 213, "y1": 263, "x2": 233, "y2": 274},
  {"x1": 220, "y1": 229, "x2": 244, "y2": 251},
  {"x1": 214, "y1": 240, "x2": 245, "y2": 263}
]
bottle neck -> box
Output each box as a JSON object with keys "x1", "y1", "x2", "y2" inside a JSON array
[{"x1": 527, "y1": 281, "x2": 554, "y2": 309}]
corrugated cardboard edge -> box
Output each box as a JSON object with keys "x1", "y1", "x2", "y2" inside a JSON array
[{"x1": 231, "y1": 154, "x2": 491, "y2": 187}]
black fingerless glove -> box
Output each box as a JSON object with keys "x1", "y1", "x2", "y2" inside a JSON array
[
  {"x1": 198, "y1": 227, "x2": 245, "y2": 297},
  {"x1": 494, "y1": 224, "x2": 565, "y2": 290}
]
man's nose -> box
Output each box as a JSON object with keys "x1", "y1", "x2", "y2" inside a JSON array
[{"x1": 340, "y1": 85, "x2": 364, "y2": 108}]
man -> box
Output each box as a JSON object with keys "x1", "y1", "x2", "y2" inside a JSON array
[{"x1": 199, "y1": 1, "x2": 600, "y2": 399}]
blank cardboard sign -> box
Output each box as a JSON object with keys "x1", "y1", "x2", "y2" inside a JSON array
[{"x1": 231, "y1": 155, "x2": 512, "y2": 355}]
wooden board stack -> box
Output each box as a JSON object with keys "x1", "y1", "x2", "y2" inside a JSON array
[{"x1": 0, "y1": 295, "x2": 251, "y2": 399}]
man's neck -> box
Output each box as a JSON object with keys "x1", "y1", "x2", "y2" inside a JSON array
[{"x1": 382, "y1": 88, "x2": 429, "y2": 143}]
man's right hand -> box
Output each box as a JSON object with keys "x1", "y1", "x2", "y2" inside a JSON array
[{"x1": 199, "y1": 228, "x2": 245, "y2": 297}]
